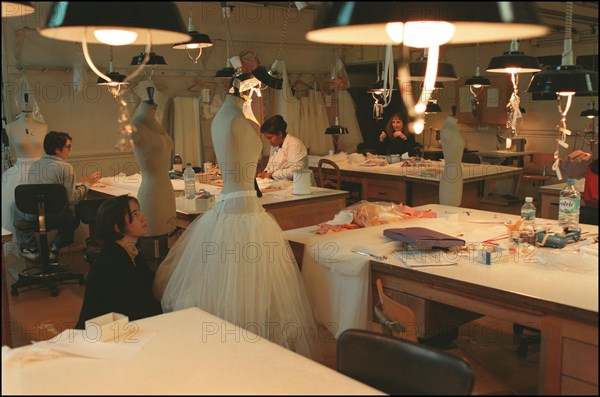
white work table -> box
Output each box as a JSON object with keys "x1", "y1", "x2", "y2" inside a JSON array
[
  {"x1": 284, "y1": 203, "x2": 598, "y2": 394},
  {"x1": 1, "y1": 307, "x2": 382, "y2": 395},
  {"x1": 307, "y1": 154, "x2": 522, "y2": 208},
  {"x1": 89, "y1": 173, "x2": 348, "y2": 230}
]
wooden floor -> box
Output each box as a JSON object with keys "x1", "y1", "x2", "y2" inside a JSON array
[{"x1": 4, "y1": 242, "x2": 539, "y2": 395}]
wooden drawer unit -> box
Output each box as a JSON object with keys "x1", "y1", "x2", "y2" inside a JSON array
[{"x1": 364, "y1": 180, "x2": 405, "y2": 203}]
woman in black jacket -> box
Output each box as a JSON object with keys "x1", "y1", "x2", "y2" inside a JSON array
[
  {"x1": 76, "y1": 195, "x2": 162, "y2": 330},
  {"x1": 376, "y1": 112, "x2": 419, "y2": 157}
]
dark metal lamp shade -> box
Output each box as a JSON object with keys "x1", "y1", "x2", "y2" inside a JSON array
[
  {"x1": 215, "y1": 67, "x2": 236, "y2": 78},
  {"x1": 96, "y1": 72, "x2": 128, "y2": 85},
  {"x1": 306, "y1": 2, "x2": 549, "y2": 45},
  {"x1": 464, "y1": 76, "x2": 491, "y2": 87},
  {"x1": 580, "y1": 108, "x2": 599, "y2": 118},
  {"x1": 131, "y1": 52, "x2": 167, "y2": 66},
  {"x1": 39, "y1": 2, "x2": 190, "y2": 45},
  {"x1": 425, "y1": 101, "x2": 442, "y2": 114},
  {"x1": 325, "y1": 125, "x2": 350, "y2": 135},
  {"x1": 527, "y1": 65, "x2": 598, "y2": 97},
  {"x1": 2, "y1": 1, "x2": 35, "y2": 17},
  {"x1": 486, "y1": 51, "x2": 541, "y2": 73},
  {"x1": 252, "y1": 65, "x2": 284, "y2": 90},
  {"x1": 409, "y1": 57, "x2": 457, "y2": 81},
  {"x1": 172, "y1": 31, "x2": 213, "y2": 49}
]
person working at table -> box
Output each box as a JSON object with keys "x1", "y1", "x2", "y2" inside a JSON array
[
  {"x1": 14, "y1": 131, "x2": 100, "y2": 261},
  {"x1": 257, "y1": 115, "x2": 307, "y2": 181},
  {"x1": 376, "y1": 111, "x2": 419, "y2": 157}
]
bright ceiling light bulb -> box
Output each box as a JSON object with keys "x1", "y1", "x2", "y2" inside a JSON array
[
  {"x1": 403, "y1": 22, "x2": 455, "y2": 48},
  {"x1": 558, "y1": 91, "x2": 575, "y2": 97},
  {"x1": 504, "y1": 67, "x2": 520, "y2": 74},
  {"x1": 186, "y1": 43, "x2": 201, "y2": 49},
  {"x1": 412, "y1": 119, "x2": 425, "y2": 135},
  {"x1": 385, "y1": 23, "x2": 404, "y2": 43},
  {"x1": 472, "y1": 84, "x2": 482, "y2": 89},
  {"x1": 415, "y1": 103, "x2": 426, "y2": 113},
  {"x1": 93, "y1": 29, "x2": 138, "y2": 46}
]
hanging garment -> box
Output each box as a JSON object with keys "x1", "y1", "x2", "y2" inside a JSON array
[
  {"x1": 172, "y1": 97, "x2": 204, "y2": 167},
  {"x1": 338, "y1": 89, "x2": 364, "y2": 153}
]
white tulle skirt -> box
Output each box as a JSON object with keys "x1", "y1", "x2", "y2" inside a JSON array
[
  {"x1": 2, "y1": 157, "x2": 39, "y2": 235},
  {"x1": 154, "y1": 190, "x2": 322, "y2": 360}
]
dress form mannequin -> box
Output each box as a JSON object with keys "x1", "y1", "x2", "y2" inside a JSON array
[
  {"x1": 131, "y1": 89, "x2": 176, "y2": 236},
  {"x1": 154, "y1": 73, "x2": 321, "y2": 360},
  {"x1": 439, "y1": 116, "x2": 464, "y2": 206},
  {"x1": 2, "y1": 112, "x2": 48, "y2": 233}
]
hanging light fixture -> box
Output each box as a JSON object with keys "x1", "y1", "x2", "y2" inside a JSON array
[
  {"x1": 425, "y1": 101, "x2": 442, "y2": 114},
  {"x1": 307, "y1": 2, "x2": 549, "y2": 136},
  {"x1": 96, "y1": 47, "x2": 129, "y2": 97},
  {"x1": 464, "y1": 44, "x2": 490, "y2": 118},
  {"x1": 2, "y1": 1, "x2": 34, "y2": 17},
  {"x1": 215, "y1": 3, "x2": 236, "y2": 78},
  {"x1": 367, "y1": 45, "x2": 395, "y2": 120},
  {"x1": 409, "y1": 51, "x2": 458, "y2": 82},
  {"x1": 527, "y1": 2, "x2": 599, "y2": 180},
  {"x1": 326, "y1": 51, "x2": 350, "y2": 154},
  {"x1": 306, "y1": 2, "x2": 549, "y2": 46},
  {"x1": 252, "y1": 2, "x2": 293, "y2": 90},
  {"x1": 486, "y1": 40, "x2": 541, "y2": 141},
  {"x1": 130, "y1": 52, "x2": 167, "y2": 66},
  {"x1": 39, "y1": 2, "x2": 189, "y2": 85},
  {"x1": 580, "y1": 102, "x2": 599, "y2": 118},
  {"x1": 173, "y1": 5, "x2": 213, "y2": 64}
]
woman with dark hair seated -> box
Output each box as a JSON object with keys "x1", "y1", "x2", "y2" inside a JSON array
[{"x1": 76, "y1": 195, "x2": 162, "y2": 329}]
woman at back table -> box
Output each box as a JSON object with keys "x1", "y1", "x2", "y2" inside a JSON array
[
  {"x1": 376, "y1": 111, "x2": 418, "y2": 157},
  {"x1": 2, "y1": 111, "x2": 48, "y2": 234},
  {"x1": 131, "y1": 90, "x2": 177, "y2": 236},
  {"x1": 153, "y1": 70, "x2": 321, "y2": 360}
]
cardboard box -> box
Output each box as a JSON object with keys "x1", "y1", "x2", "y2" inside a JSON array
[
  {"x1": 85, "y1": 312, "x2": 130, "y2": 342},
  {"x1": 195, "y1": 195, "x2": 215, "y2": 211}
]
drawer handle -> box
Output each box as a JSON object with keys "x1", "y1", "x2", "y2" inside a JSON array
[{"x1": 378, "y1": 191, "x2": 387, "y2": 195}]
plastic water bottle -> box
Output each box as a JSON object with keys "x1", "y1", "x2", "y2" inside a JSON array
[
  {"x1": 184, "y1": 163, "x2": 196, "y2": 199},
  {"x1": 558, "y1": 179, "x2": 580, "y2": 231},
  {"x1": 520, "y1": 197, "x2": 536, "y2": 228},
  {"x1": 173, "y1": 154, "x2": 183, "y2": 173}
]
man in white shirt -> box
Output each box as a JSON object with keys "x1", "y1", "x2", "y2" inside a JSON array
[{"x1": 257, "y1": 115, "x2": 307, "y2": 181}]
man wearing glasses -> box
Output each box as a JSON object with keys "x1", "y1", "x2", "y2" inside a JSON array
[{"x1": 14, "y1": 131, "x2": 100, "y2": 261}]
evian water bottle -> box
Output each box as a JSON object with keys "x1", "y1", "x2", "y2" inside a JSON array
[{"x1": 558, "y1": 179, "x2": 580, "y2": 231}]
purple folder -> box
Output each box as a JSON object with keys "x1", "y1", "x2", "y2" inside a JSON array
[{"x1": 383, "y1": 227, "x2": 465, "y2": 248}]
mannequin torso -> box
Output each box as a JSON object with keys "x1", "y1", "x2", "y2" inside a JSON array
[
  {"x1": 131, "y1": 101, "x2": 176, "y2": 235},
  {"x1": 440, "y1": 116, "x2": 465, "y2": 206},
  {"x1": 211, "y1": 95, "x2": 262, "y2": 195},
  {"x1": 6, "y1": 112, "x2": 47, "y2": 159}
]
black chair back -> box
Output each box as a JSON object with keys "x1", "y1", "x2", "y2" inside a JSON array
[
  {"x1": 76, "y1": 198, "x2": 106, "y2": 264},
  {"x1": 337, "y1": 329, "x2": 475, "y2": 395},
  {"x1": 15, "y1": 184, "x2": 67, "y2": 215}
]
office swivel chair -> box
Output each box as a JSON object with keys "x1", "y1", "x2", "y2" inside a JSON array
[
  {"x1": 75, "y1": 198, "x2": 106, "y2": 265},
  {"x1": 337, "y1": 329, "x2": 475, "y2": 395},
  {"x1": 12, "y1": 184, "x2": 85, "y2": 297}
]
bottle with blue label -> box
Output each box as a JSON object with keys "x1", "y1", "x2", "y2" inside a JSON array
[
  {"x1": 520, "y1": 196, "x2": 536, "y2": 228},
  {"x1": 558, "y1": 179, "x2": 580, "y2": 231}
]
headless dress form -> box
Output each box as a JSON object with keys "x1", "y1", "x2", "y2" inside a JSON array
[
  {"x1": 131, "y1": 100, "x2": 176, "y2": 236},
  {"x1": 439, "y1": 117, "x2": 465, "y2": 206},
  {"x1": 154, "y1": 94, "x2": 321, "y2": 360},
  {"x1": 2, "y1": 112, "x2": 48, "y2": 233}
]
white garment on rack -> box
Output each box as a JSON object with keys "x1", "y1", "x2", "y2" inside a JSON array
[
  {"x1": 271, "y1": 61, "x2": 302, "y2": 148},
  {"x1": 306, "y1": 90, "x2": 331, "y2": 155},
  {"x1": 337, "y1": 90, "x2": 363, "y2": 153},
  {"x1": 172, "y1": 97, "x2": 204, "y2": 167}
]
